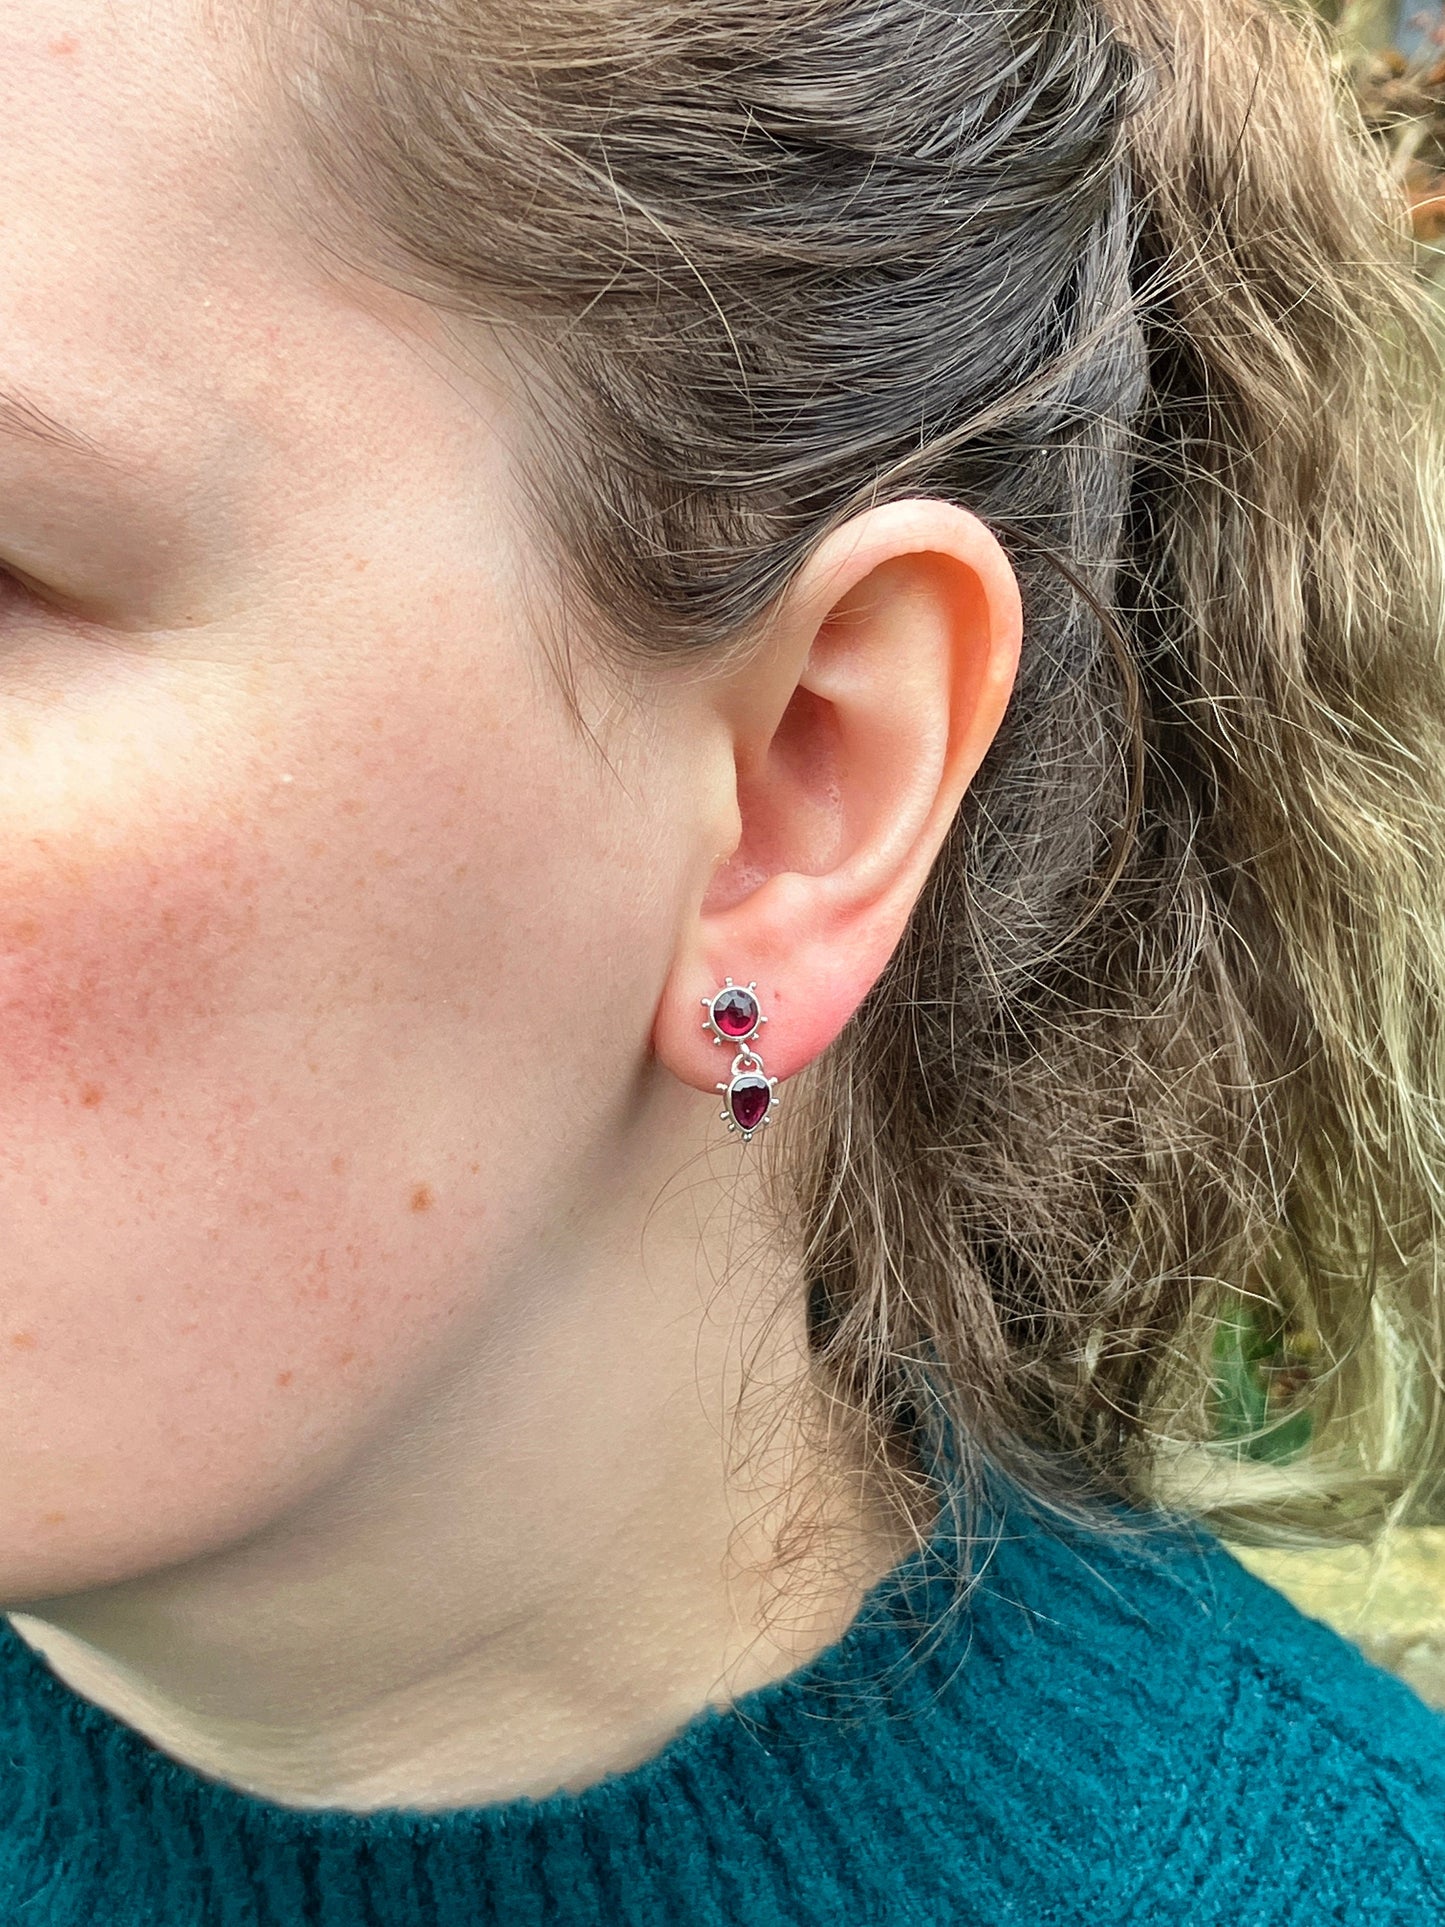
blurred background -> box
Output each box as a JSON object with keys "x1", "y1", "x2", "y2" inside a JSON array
[
  {"x1": 1319, "y1": 2, "x2": 1445, "y2": 290},
  {"x1": 1227, "y1": 0, "x2": 1445, "y2": 1705}
]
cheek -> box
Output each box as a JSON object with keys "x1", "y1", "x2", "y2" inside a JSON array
[
  {"x1": 0, "y1": 819, "x2": 262, "y2": 1091},
  {"x1": 0, "y1": 829, "x2": 403, "y2": 1592},
  {"x1": 0, "y1": 712, "x2": 606, "y2": 1603}
]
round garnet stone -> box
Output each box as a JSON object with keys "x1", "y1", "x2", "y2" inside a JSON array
[
  {"x1": 712, "y1": 986, "x2": 760, "y2": 1038},
  {"x1": 729, "y1": 1075, "x2": 772, "y2": 1132}
]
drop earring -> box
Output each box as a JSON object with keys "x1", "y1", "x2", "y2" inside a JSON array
[{"x1": 701, "y1": 977, "x2": 780, "y2": 1142}]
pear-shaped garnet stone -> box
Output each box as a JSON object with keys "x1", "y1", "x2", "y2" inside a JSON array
[
  {"x1": 713, "y1": 986, "x2": 760, "y2": 1038},
  {"x1": 729, "y1": 1074, "x2": 772, "y2": 1132}
]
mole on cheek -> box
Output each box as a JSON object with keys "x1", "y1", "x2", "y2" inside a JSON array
[{"x1": 410, "y1": 1183, "x2": 435, "y2": 1213}]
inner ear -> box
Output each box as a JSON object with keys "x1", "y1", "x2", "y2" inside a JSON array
[{"x1": 719, "y1": 681, "x2": 846, "y2": 909}]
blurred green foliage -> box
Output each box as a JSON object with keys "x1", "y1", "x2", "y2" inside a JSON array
[{"x1": 1212, "y1": 1294, "x2": 1316, "y2": 1463}]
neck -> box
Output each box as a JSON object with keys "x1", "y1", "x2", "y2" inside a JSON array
[{"x1": 7, "y1": 1079, "x2": 925, "y2": 1812}]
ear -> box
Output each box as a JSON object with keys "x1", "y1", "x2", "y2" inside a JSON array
[{"x1": 652, "y1": 497, "x2": 1022, "y2": 1097}]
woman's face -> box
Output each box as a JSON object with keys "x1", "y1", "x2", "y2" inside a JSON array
[{"x1": 0, "y1": 0, "x2": 689, "y2": 1601}]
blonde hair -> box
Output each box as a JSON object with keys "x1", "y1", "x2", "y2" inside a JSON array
[{"x1": 248, "y1": 0, "x2": 1445, "y2": 1553}]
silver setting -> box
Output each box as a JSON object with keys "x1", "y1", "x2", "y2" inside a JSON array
[
  {"x1": 699, "y1": 975, "x2": 767, "y2": 1048},
  {"x1": 713, "y1": 1049, "x2": 781, "y2": 1143},
  {"x1": 698, "y1": 980, "x2": 779, "y2": 1142}
]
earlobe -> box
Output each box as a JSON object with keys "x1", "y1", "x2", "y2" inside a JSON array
[{"x1": 653, "y1": 498, "x2": 1022, "y2": 1124}]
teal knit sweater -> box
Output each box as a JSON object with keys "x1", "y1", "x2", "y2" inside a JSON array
[{"x1": 5, "y1": 1490, "x2": 1445, "y2": 1924}]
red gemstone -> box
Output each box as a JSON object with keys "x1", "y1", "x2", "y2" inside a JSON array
[
  {"x1": 729, "y1": 1074, "x2": 772, "y2": 1132},
  {"x1": 713, "y1": 987, "x2": 759, "y2": 1038}
]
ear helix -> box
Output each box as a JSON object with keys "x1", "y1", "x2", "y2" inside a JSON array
[{"x1": 700, "y1": 977, "x2": 781, "y2": 1143}]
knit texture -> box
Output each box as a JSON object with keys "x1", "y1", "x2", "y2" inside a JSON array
[{"x1": 5, "y1": 1490, "x2": 1445, "y2": 1925}]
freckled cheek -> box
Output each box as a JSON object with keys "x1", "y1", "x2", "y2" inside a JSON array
[
  {"x1": 0, "y1": 828, "x2": 263, "y2": 1093},
  {"x1": 0, "y1": 631, "x2": 626, "y2": 1589},
  {"x1": 0, "y1": 824, "x2": 484, "y2": 1575},
  {"x1": 0, "y1": 1178, "x2": 466, "y2": 1593}
]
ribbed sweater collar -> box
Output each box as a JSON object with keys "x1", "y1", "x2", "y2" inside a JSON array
[{"x1": 1, "y1": 1488, "x2": 1245, "y2": 1926}]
